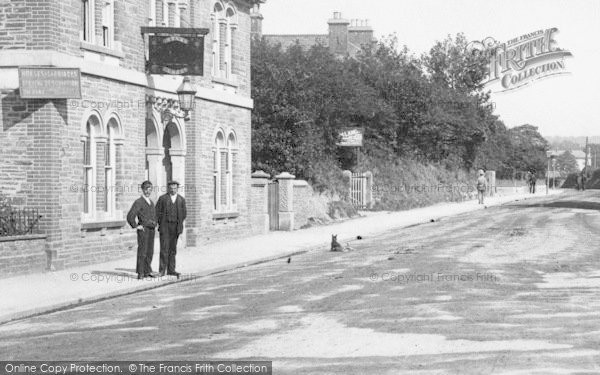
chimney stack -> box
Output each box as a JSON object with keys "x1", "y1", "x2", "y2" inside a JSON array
[
  {"x1": 348, "y1": 17, "x2": 374, "y2": 49},
  {"x1": 328, "y1": 11, "x2": 350, "y2": 55},
  {"x1": 250, "y1": 3, "x2": 264, "y2": 39}
]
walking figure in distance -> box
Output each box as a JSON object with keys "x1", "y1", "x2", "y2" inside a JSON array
[
  {"x1": 529, "y1": 169, "x2": 536, "y2": 194},
  {"x1": 476, "y1": 170, "x2": 487, "y2": 205}
]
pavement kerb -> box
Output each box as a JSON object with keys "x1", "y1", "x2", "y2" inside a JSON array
[
  {"x1": 333, "y1": 190, "x2": 563, "y2": 247},
  {"x1": 0, "y1": 189, "x2": 562, "y2": 326},
  {"x1": 0, "y1": 249, "x2": 310, "y2": 325}
]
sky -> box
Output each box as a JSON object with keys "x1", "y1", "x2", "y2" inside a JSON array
[{"x1": 259, "y1": 0, "x2": 600, "y2": 138}]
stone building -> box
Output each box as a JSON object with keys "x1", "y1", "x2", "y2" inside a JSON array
[
  {"x1": 0, "y1": 0, "x2": 260, "y2": 273},
  {"x1": 251, "y1": 6, "x2": 375, "y2": 57}
]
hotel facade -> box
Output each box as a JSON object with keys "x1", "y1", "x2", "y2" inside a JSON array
[{"x1": 0, "y1": 0, "x2": 261, "y2": 272}]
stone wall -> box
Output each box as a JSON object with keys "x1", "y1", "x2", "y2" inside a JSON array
[
  {"x1": 292, "y1": 180, "x2": 329, "y2": 230},
  {"x1": 0, "y1": 235, "x2": 47, "y2": 278},
  {"x1": 249, "y1": 171, "x2": 331, "y2": 233}
]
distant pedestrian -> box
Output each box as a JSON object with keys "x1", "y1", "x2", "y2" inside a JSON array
[
  {"x1": 528, "y1": 170, "x2": 536, "y2": 194},
  {"x1": 127, "y1": 180, "x2": 157, "y2": 279},
  {"x1": 476, "y1": 170, "x2": 487, "y2": 204},
  {"x1": 156, "y1": 181, "x2": 186, "y2": 278},
  {"x1": 580, "y1": 169, "x2": 587, "y2": 191}
]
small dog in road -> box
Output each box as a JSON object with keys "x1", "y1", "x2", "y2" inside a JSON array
[{"x1": 330, "y1": 235, "x2": 354, "y2": 252}]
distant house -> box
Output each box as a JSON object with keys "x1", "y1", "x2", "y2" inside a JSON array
[
  {"x1": 251, "y1": 8, "x2": 376, "y2": 58},
  {"x1": 555, "y1": 150, "x2": 588, "y2": 171}
]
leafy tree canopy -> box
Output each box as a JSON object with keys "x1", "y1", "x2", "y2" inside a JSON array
[{"x1": 251, "y1": 33, "x2": 551, "y2": 189}]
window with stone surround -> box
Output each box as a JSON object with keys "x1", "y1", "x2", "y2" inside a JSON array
[
  {"x1": 152, "y1": 0, "x2": 187, "y2": 27},
  {"x1": 82, "y1": 115, "x2": 100, "y2": 218},
  {"x1": 81, "y1": 113, "x2": 124, "y2": 225},
  {"x1": 101, "y1": 0, "x2": 115, "y2": 48},
  {"x1": 163, "y1": 0, "x2": 169, "y2": 26},
  {"x1": 81, "y1": 0, "x2": 122, "y2": 58},
  {"x1": 148, "y1": 0, "x2": 156, "y2": 26},
  {"x1": 211, "y1": 1, "x2": 237, "y2": 80},
  {"x1": 213, "y1": 129, "x2": 238, "y2": 213},
  {"x1": 81, "y1": 0, "x2": 95, "y2": 43},
  {"x1": 104, "y1": 118, "x2": 119, "y2": 215}
]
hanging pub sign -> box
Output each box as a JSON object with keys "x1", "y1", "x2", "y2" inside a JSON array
[
  {"x1": 19, "y1": 67, "x2": 81, "y2": 99},
  {"x1": 337, "y1": 127, "x2": 364, "y2": 147},
  {"x1": 148, "y1": 35, "x2": 204, "y2": 75}
]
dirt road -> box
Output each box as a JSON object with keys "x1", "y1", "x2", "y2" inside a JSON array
[{"x1": 1, "y1": 191, "x2": 599, "y2": 374}]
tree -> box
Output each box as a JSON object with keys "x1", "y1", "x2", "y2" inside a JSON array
[
  {"x1": 506, "y1": 124, "x2": 549, "y2": 175},
  {"x1": 251, "y1": 39, "x2": 395, "y2": 191},
  {"x1": 421, "y1": 33, "x2": 490, "y2": 93},
  {"x1": 473, "y1": 120, "x2": 514, "y2": 177},
  {"x1": 353, "y1": 33, "x2": 496, "y2": 168},
  {"x1": 555, "y1": 151, "x2": 579, "y2": 176},
  {"x1": 251, "y1": 33, "x2": 544, "y2": 192}
]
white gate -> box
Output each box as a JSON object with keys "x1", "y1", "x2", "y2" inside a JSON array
[{"x1": 350, "y1": 172, "x2": 368, "y2": 208}]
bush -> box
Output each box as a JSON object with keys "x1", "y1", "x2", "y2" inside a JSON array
[
  {"x1": 561, "y1": 173, "x2": 578, "y2": 188},
  {"x1": 327, "y1": 200, "x2": 358, "y2": 219},
  {"x1": 358, "y1": 154, "x2": 475, "y2": 211},
  {"x1": 305, "y1": 160, "x2": 348, "y2": 196}
]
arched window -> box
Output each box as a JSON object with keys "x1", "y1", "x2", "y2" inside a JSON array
[
  {"x1": 213, "y1": 130, "x2": 237, "y2": 212},
  {"x1": 213, "y1": 130, "x2": 225, "y2": 210},
  {"x1": 82, "y1": 114, "x2": 102, "y2": 218},
  {"x1": 105, "y1": 118, "x2": 120, "y2": 215},
  {"x1": 211, "y1": 2, "x2": 237, "y2": 79},
  {"x1": 211, "y1": 2, "x2": 224, "y2": 77},
  {"x1": 225, "y1": 6, "x2": 237, "y2": 78},
  {"x1": 227, "y1": 132, "x2": 237, "y2": 206},
  {"x1": 81, "y1": 113, "x2": 124, "y2": 222}
]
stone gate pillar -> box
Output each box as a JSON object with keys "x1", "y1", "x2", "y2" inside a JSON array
[
  {"x1": 251, "y1": 170, "x2": 270, "y2": 234},
  {"x1": 342, "y1": 170, "x2": 352, "y2": 201},
  {"x1": 365, "y1": 171, "x2": 373, "y2": 208},
  {"x1": 276, "y1": 172, "x2": 295, "y2": 231}
]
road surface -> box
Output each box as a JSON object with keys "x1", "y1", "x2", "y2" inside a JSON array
[{"x1": 1, "y1": 191, "x2": 599, "y2": 374}]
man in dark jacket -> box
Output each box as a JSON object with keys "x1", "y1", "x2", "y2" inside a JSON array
[
  {"x1": 127, "y1": 180, "x2": 157, "y2": 279},
  {"x1": 156, "y1": 180, "x2": 186, "y2": 278},
  {"x1": 529, "y1": 170, "x2": 537, "y2": 194}
]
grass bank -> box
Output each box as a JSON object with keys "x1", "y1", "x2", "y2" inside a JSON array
[{"x1": 357, "y1": 156, "x2": 477, "y2": 211}]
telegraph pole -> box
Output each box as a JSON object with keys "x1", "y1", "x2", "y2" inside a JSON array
[{"x1": 585, "y1": 136, "x2": 589, "y2": 170}]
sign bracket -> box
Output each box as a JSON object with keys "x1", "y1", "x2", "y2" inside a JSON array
[{"x1": 140, "y1": 27, "x2": 209, "y2": 36}]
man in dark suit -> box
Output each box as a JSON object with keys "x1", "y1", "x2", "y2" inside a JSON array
[
  {"x1": 156, "y1": 180, "x2": 186, "y2": 278},
  {"x1": 127, "y1": 180, "x2": 157, "y2": 279}
]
